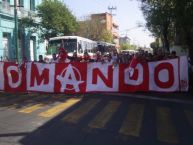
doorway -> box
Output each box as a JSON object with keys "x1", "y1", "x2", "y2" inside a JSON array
[{"x1": 2, "y1": 33, "x2": 10, "y2": 60}]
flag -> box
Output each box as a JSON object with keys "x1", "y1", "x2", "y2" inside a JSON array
[{"x1": 128, "y1": 56, "x2": 138, "y2": 77}]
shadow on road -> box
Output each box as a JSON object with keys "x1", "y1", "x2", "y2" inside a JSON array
[
  {"x1": 15, "y1": 94, "x2": 132, "y2": 145},
  {"x1": 0, "y1": 132, "x2": 30, "y2": 137},
  {"x1": 16, "y1": 96, "x2": 106, "y2": 145},
  {"x1": 0, "y1": 92, "x2": 193, "y2": 145},
  {"x1": 0, "y1": 92, "x2": 81, "y2": 109}
]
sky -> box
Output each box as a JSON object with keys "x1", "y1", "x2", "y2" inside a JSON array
[{"x1": 62, "y1": 0, "x2": 155, "y2": 47}]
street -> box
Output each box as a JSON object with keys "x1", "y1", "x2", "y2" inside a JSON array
[{"x1": 0, "y1": 92, "x2": 192, "y2": 145}]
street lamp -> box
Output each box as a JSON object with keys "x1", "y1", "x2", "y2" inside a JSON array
[
  {"x1": 14, "y1": 0, "x2": 18, "y2": 62},
  {"x1": 12, "y1": 0, "x2": 23, "y2": 62}
]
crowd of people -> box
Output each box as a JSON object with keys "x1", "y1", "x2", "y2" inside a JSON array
[{"x1": 38, "y1": 46, "x2": 178, "y2": 65}]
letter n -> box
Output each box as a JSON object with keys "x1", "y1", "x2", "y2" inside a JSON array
[{"x1": 92, "y1": 66, "x2": 113, "y2": 88}]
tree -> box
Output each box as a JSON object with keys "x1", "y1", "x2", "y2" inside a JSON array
[
  {"x1": 120, "y1": 43, "x2": 137, "y2": 51},
  {"x1": 139, "y1": 0, "x2": 193, "y2": 63},
  {"x1": 20, "y1": 0, "x2": 79, "y2": 40},
  {"x1": 77, "y1": 16, "x2": 104, "y2": 41},
  {"x1": 150, "y1": 40, "x2": 159, "y2": 52},
  {"x1": 140, "y1": 0, "x2": 174, "y2": 51},
  {"x1": 173, "y1": 0, "x2": 193, "y2": 64},
  {"x1": 99, "y1": 29, "x2": 113, "y2": 43},
  {"x1": 77, "y1": 15, "x2": 113, "y2": 42}
]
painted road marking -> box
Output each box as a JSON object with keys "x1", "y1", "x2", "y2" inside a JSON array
[
  {"x1": 38, "y1": 98, "x2": 81, "y2": 118},
  {"x1": 185, "y1": 110, "x2": 193, "y2": 129},
  {"x1": 119, "y1": 104, "x2": 144, "y2": 137},
  {"x1": 88, "y1": 100, "x2": 121, "y2": 129},
  {"x1": 7, "y1": 95, "x2": 45, "y2": 108},
  {"x1": 19, "y1": 104, "x2": 44, "y2": 113},
  {"x1": 62, "y1": 99, "x2": 100, "y2": 123},
  {"x1": 157, "y1": 107, "x2": 178, "y2": 144}
]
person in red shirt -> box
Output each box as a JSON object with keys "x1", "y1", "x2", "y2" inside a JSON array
[
  {"x1": 57, "y1": 45, "x2": 68, "y2": 63},
  {"x1": 82, "y1": 51, "x2": 90, "y2": 62},
  {"x1": 128, "y1": 53, "x2": 139, "y2": 77}
]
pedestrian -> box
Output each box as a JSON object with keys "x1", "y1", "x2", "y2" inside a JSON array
[
  {"x1": 57, "y1": 44, "x2": 70, "y2": 63},
  {"x1": 38, "y1": 55, "x2": 46, "y2": 63},
  {"x1": 50, "y1": 53, "x2": 58, "y2": 63},
  {"x1": 82, "y1": 51, "x2": 90, "y2": 62},
  {"x1": 112, "y1": 51, "x2": 118, "y2": 68},
  {"x1": 71, "y1": 51, "x2": 80, "y2": 62}
]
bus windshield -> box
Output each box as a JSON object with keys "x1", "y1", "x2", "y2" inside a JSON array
[{"x1": 48, "y1": 39, "x2": 77, "y2": 54}]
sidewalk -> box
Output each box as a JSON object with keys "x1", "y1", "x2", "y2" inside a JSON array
[
  {"x1": 106, "y1": 90, "x2": 193, "y2": 104},
  {"x1": 137, "y1": 91, "x2": 192, "y2": 99}
]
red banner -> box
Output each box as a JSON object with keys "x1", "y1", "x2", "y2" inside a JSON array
[{"x1": 0, "y1": 56, "x2": 189, "y2": 93}]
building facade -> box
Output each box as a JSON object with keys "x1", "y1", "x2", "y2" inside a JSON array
[
  {"x1": 91, "y1": 12, "x2": 119, "y2": 47},
  {"x1": 0, "y1": 0, "x2": 46, "y2": 61},
  {"x1": 119, "y1": 36, "x2": 131, "y2": 45}
]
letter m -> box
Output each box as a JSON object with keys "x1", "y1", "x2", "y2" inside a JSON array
[{"x1": 30, "y1": 63, "x2": 49, "y2": 87}]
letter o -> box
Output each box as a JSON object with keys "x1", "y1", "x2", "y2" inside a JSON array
[
  {"x1": 154, "y1": 63, "x2": 174, "y2": 88},
  {"x1": 7, "y1": 66, "x2": 22, "y2": 88}
]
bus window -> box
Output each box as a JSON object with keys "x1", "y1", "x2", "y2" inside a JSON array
[
  {"x1": 47, "y1": 40, "x2": 61, "y2": 54},
  {"x1": 78, "y1": 42, "x2": 81, "y2": 50},
  {"x1": 79, "y1": 48, "x2": 83, "y2": 54},
  {"x1": 48, "y1": 36, "x2": 97, "y2": 58}
]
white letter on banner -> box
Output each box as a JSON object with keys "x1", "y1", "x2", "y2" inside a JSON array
[
  {"x1": 7, "y1": 66, "x2": 22, "y2": 88},
  {"x1": 27, "y1": 62, "x2": 55, "y2": 92},
  {"x1": 0, "y1": 62, "x2": 4, "y2": 90},
  {"x1": 124, "y1": 63, "x2": 143, "y2": 85},
  {"x1": 148, "y1": 59, "x2": 179, "y2": 92},
  {"x1": 86, "y1": 63, "x2": 118, "y2": 92},
  {"x1": 56, "y1": 64, "x2": 84, "y2": 92},
  {"x1": 179, "y1": 56, "x2": 189, "y2": 91}
]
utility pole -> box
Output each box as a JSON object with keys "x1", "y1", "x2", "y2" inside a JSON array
[
  {"x1": 108, "y1": 6, "x2": 117, "y2": 16},
  {"x1": 14, "y1": 0, "x2": 18, "y2": 62}
]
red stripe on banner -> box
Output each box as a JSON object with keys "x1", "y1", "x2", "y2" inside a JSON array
[
  {"x1": 0, "y1": 57, "x2": 189, "y2": 93},
  {"x1": 4, "y1": 62, "x2": 26, "y2": 92},
  {"x1": 178, "y1": 57, "x2": 181, "y2": 91}
]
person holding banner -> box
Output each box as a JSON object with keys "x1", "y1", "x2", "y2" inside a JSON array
[
  {"x1": 112, "y1": 51, "x2": 119, "y2": 68},
  {"x1": 50, "y1": 53, "x2": 58, "y2": 63},
  {"x1": 57, "y1": 45, "x2": 70, "y2": 63},
  {"x1": 82, "y1": 51, "x2": 91, "y2": 62},
  {"x1": 128, "y1": 53, "x2": 139, "y2": 77},
  {"x1": 38, "y1": 55, "x2": 46, "y2": 63}
]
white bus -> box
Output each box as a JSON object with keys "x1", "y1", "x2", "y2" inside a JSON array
[
  {"x1": 97, "y1": 41, "x2": 116, "y2": 54},
  {"x1": 47, "y1": 36, "x2": 98, "y2": 59}
]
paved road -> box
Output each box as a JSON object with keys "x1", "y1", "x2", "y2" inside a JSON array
[{"x1": 0, "y1": 92, "x2": 192, "y2": 145}]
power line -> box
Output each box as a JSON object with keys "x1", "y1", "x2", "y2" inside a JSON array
[{"x1": 108, "y1": 6, "x2": 117, "y2": 16}]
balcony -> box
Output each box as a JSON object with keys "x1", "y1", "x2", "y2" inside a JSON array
[
  {"x1": 112, "y1": 31, "x2": 119, "y2": 39},
  {"x1": 0, "y1": 1, "x2": 13, "y2": 16},
  {"x1": 113, "y1": 22, "x2": 119, "y2": 29},
  {"x1": 0, "y1": 1, "x2": 37, "y2": 20}
]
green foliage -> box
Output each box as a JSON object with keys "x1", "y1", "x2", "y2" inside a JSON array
[
  {"x1": 140, "y1": 0, "x2": 174, "y2": 51},
  {"x1": 77, "y1": 18, "x2": 104, "y2": 41},
  {"x1": 139, "y1": 0, "x2": 193, "y2": 63},
  {"x1": 99, "y1": 29, "x2": 113, "y2": 43},
  {"x1": 20, "y1": 0, "x2": 79, "y2": 40},
  {"x1": 36, "y1": 0, "x2": 78, "y2": 39},
  {"x1": 19, "y1": 17, "x2": 40, "y2": 33},
  {"x1": 77, "y1": 16, "x2": 114, "y2": 42},
  {"x1": 120, "y1": 43, "x2": 137, "y2": 50},
  {"x1": 150, "y1": 41, "x2": 159, "y2": 50}
]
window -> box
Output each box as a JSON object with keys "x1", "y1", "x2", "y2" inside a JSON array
[
  {"x1": 2, "y1": 0, "x2": 10, "y2": 14},
  {"x1": 18, "y1": 0, "x2": 24, "y2": 7},
  {"x1": 30, "y1": 0, "x2": 35, "y2": 11},
  {"x1": 2, "y1": 0, "x2": 10, "y2": 3}
]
